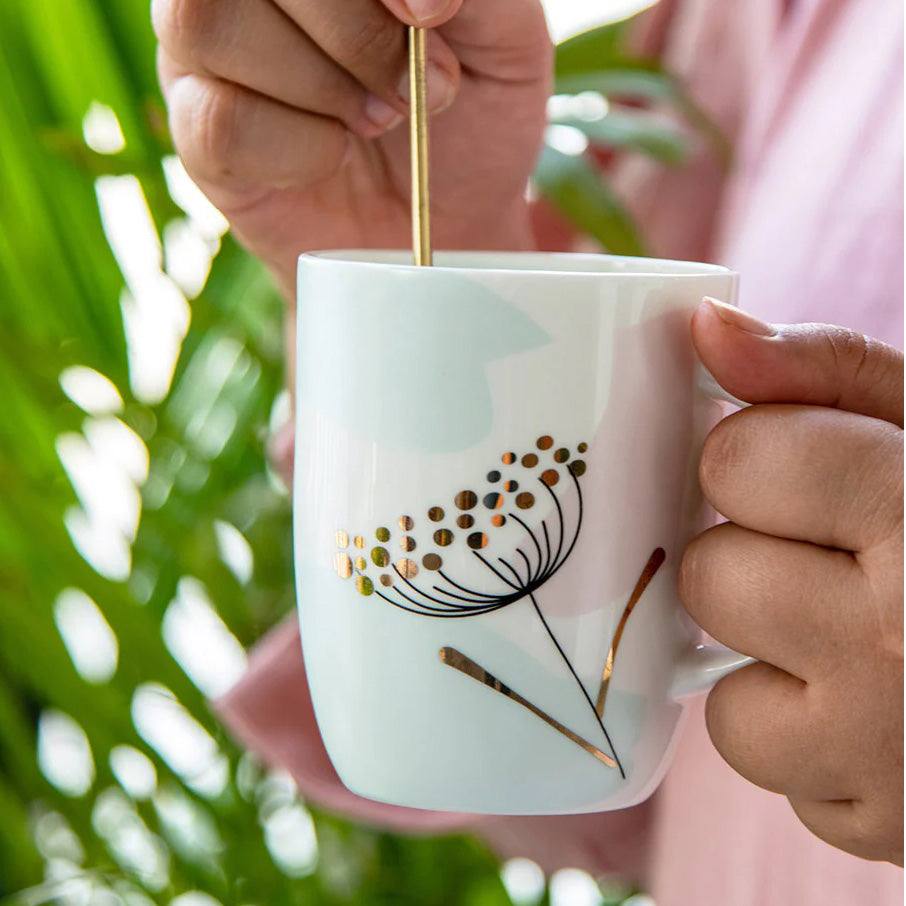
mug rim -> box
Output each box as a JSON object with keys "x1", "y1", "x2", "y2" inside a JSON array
[{"x1": 299, "y1": 249, "x2": 737, "y2": 281}]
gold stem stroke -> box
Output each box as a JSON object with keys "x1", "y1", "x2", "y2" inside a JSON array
[
  {"x1": 439, "y1": 646, "x2": 616, "y2": 769},
  {"x1": 595, "y1": 547, "x2": 666, "y2": 719}
]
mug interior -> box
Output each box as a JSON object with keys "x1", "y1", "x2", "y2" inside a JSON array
[{"x1": 304, "y1": 249, "x2": 735, "y2": 279}]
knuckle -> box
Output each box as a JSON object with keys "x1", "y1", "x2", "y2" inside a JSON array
[
  {"x1": 822, "y1": 325, "x2": 869, "y2": 373},
  {"x1": 678, "y1": 534, "x2": 707, "y2": 615},
  {"x1": 819, "y1": 327, "x2": 904, "y2": 423},
  {"x1": 190, "y1": 79, "x2": 242, "y2": 175},
  {"x1": 679, "y1": 524, "x2": 737, "y2": 624},
  {"x1": 333, "y1": 17, "x2": 403, "y2": 86},
  {"x1": 704, "y1": 674, "x2": 739, "y2": 750},
  {"x1": 152, "y1": 0, "x2": 219, "y2": 61},
  {"x1": 699, "y1": 412, "x2": 750, "y2": 503}
]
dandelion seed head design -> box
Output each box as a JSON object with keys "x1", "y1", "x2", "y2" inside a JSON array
[{"x1": 334, "y1": 436, "x2": 591, "y2": 610}]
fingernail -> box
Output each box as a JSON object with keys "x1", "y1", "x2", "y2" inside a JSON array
[
  {"x1": 703, "y1": 297, "x2": 777, "y2": 337},
  {"x1": 405, "y1": 0, "x2": 450, "y2": 23},
  {"x1": 363, "y1": 94, "x2": 405, "y2": 133},
  {"x1": 398, "y1": 62, "x2": 456, "y2": 112}
]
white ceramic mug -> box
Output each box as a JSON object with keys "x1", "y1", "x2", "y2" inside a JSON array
[{"x1": 295, "y1": 250, "x2": 752, "y2": 815}]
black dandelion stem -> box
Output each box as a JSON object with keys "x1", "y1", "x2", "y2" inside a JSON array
[
  {"x1": 470, "y1": 548, "x2": 625, "y2": 777},
  {"x1": 528, "y1": 590, "x2": 626, "y2": 778}
]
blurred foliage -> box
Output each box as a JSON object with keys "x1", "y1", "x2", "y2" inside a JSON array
[
  {"x1": 537, "y1": 17, "x2": 728, "y2": 255},
  {"x1": 0, "y1": 3, "x2": 696, "y2": 903}
]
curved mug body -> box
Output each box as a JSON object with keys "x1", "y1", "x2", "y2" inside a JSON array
[{"x1": 295, "y1": 250, "x2": 742, "y2": 815}]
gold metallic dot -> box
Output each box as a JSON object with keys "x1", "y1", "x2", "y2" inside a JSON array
[
  {"x1": 569, "y1": 460, "x2": 587, "y2": 477},
  {"x1": 502, "y1": 452, "x2": 516, "y2": 465},
  {"x1": 487, "y1": 470, "x2": 501, "y2": 483},
  {"x1": 504, "y1": 479, "x2": 518, "y2": 492},
  {"x1": 422, "y1": 553, "x2": 442, "y2": 571},
  {"x1": 491, "y1": 515, "x2": 506, "y2": 527},
  {"x1": 355, "y1": 576, "x2": 374, "y2": 596},
  {"x1": 399, "y1": 515, "x2": 414, "y2": 531},
  {"x1": 335, "y1": 552, "x2": 353, "y2": 578},
  {"x1": 455, "y1": 490, "x2": 477, "y2": 510},
  {"x1": 553, "y1": 448, "x2": 570, "y2": 463},
  {"x1": 434, "y1": 528, "x2": 454, "y2": 547},
  {"x1": 467, "y1": 532, "x2": 488, "y2": 550},
  {"x1": 336, "y1": 530, "x2": 349, "y2": 548},
  {"x1": 521, "y1": 453, "x2": 538, "y2": 468},
  {"x1": 397, "y1": 558, "x2": 419, "y2": 579},
  {"x1": 379, "y1": 574, "x2": 393, "y2": 587},
  {"x1": 371, "y1": 546, "x2": 390, "y2": 567},
  {"x1": 516, "y1": 492, "x2": 535, "y2": 509},
  {"x1": 375, "y1": 527, "x2": 390, "y2": 542},
  {"x1": 537, "y1": 435, "x2": 553, "y2": 451},
  {"x1": 400, "y1": 536, "x2": 416, "y2": 552},
  {"x1": 456, "y1": 514, "x2": 474, "y2": 529},
  {"x1": 541, "y1": 469, "x2": 560, "y2": 487},
  {"x1": 355, "y1": 556, "x2": 366, "y2": 571},
  {"x1": 577, "y1": 442, "x2": 588, "y2": 453},
  {"x1": 428, "y1": 506, "x2": 444, "y2": 522},
  {"x1": 483, "y1": 492, "x2": 504, "y2": 510},
  {"x1": 353, "y1": 535, "x2": 365, "y2": 549}
]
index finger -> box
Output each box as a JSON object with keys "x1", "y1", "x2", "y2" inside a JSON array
[{"x1": 700, "y1": 404, "x2": 903, "y2": 551}]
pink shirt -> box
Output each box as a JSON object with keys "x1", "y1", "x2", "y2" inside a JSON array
[{"x1": 217, "y1": 0, "x2": 904, "y2": 902}]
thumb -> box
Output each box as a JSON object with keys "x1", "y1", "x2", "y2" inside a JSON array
[{"x1": 692, "y1": 298, "x2": 904, "y2": 428}]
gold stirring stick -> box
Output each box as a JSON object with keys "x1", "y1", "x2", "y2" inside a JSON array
[{"x1": 408, "y1": 26, "x2": 432, "y2": 266}]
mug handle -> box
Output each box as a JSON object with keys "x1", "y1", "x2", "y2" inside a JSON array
[{"x1": 670, "y1": 369, "x2": 757, "y2": 700}]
